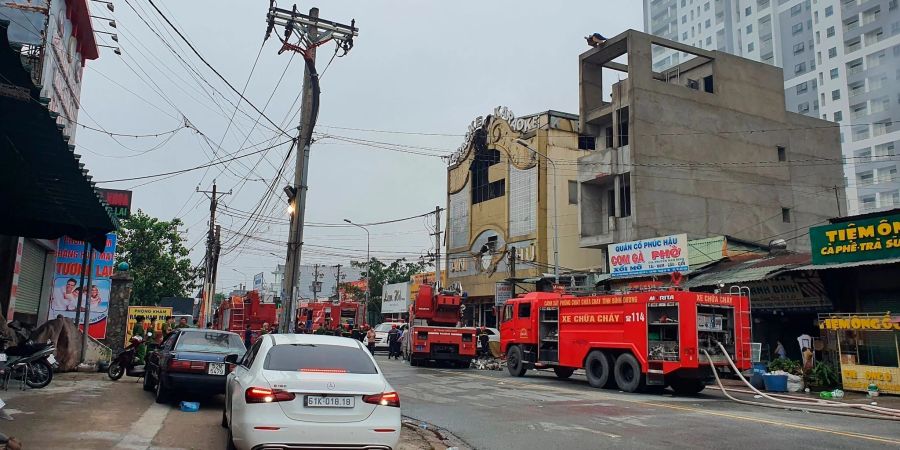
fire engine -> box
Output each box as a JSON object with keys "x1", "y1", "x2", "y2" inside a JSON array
[
  {"x1": 214, "y1": 290, "x2": 277, "y2": 344},
  {"x1": 407, "y1": 283, "x2": 478, "y2": 367},
  {"x1": 500, "y1": 288, "x2": 751, "y2": 394},
  {"x1": 297, "y1": 300, "x2": 366, "y2": 332}
]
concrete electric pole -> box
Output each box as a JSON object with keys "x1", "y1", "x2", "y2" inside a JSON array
[
  {"x1": 198, "y1": 182, "x2": 230, "y2": 327},
  {"x1": 266, "y1": 3, "x2": 358, "y2": 333}
]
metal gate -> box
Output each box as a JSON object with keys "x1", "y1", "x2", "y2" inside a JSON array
[{"x1": 16, "y1": 239, "x2": 48, "y2": 319}]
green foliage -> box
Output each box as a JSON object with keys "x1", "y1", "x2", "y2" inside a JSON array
[
  {"x1": 351, "y1": 257, "x2": 428, "y2": 322},
  {"x1": 768, "y1": 358, "x2": 803, "y2": 376},
  {"x1": 809, "y1": 362, "x2": 840, "y2": 388},
  {"x1": 115, "y1": 210, "x2": 199, "y2": 306}
]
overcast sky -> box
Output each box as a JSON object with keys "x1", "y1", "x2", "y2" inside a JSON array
[{"x1": 76, "y1": 0, "x2": 642, "y2": 292}]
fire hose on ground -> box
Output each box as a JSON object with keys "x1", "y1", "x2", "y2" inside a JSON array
[{"x1": 703, "y1": 342, "x2": 900, "y2": 421}]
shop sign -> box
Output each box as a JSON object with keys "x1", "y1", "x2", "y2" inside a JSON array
[
  {"x1": 840, "y1": 364, "x2": 900, "y2": 395},
  {"x1": 98, "y1": 189, "x2": 133, "y2": 220},
  {"x1": 50, "y1": 234, "x2": 117, "y2": 339},
  {"x1": 124, "y1": 306, "x2": 172, "y2": 345},
  {"x1": 449, "y1": 106, "x2": 542, "y2": 165},
  {"x1": 809, "y1": 213, "x2": 900, "y2": 265},
  {"x1": 381, "y1": 282, "x2": 409, "y2": 314},
  {"x1": 253, "y1": 272, "x2": 264, "y2": 292},
  {"x1": 495, "y1": 282, "x2": 513, "y2": 306},
  {"x1": 740, "y1": 275, "x2": 831, "y2": 311},
  {"x1": 819, "y1": 314, "x2": 900, "y2": 331},
  {"x1": 608, "y1": 234, "x2": 689, "y2": 278}
]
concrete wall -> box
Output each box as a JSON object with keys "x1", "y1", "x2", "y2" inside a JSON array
[
  {"x1": 579, "y1": 30, "x2": 845, "y2": 253},
  {"x1": 102, "y1": 272, "x2": 132, "y2": 354}
]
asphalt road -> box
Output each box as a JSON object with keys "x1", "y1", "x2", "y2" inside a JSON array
[{"x1": 378, "y1": 356, "x2": 900, "y2": 450}]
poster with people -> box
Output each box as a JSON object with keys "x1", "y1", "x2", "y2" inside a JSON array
[{"x1": 49, "y1": 233, "x2": 117, "y2": 339}]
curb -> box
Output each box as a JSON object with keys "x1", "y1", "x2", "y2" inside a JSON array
[{"x1": 401, "y1": 416, "x2": 472, "y2": 450}]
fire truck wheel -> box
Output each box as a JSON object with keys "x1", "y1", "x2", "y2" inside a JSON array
[
  {"x1": 553, "y1": 367, "x2": 575, "y2": 379},
  {"x1": 584, "y1": 350, "x2": 611, "y2": 388},
  {"x1": 507, "y1": 346, "x2": 527, "y2": 377},
  {"x1": 614, "y1": 353, "x2": 645, "y2": 393},
  {"x1": 409, "y1": 357, "x2": 420, "y2": 367},
  {"x1": 670, "y1": 378, "x2": 706, "y2": 395}
]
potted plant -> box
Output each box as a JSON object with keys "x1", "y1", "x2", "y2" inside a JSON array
[{"x1": 806, "y1": 362, "x2": 839, "y2": 391}]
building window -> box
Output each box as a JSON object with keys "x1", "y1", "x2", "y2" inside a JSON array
[
  {"x1": 747, "y1": 24, "x2": 753, "y2": 34},
  {"x1": 619, "y1": 173, "x2": 632, "y2": 217},
  {"x1": 704, "y1": 1, "x2": 710, "y2": 11},
  {"x1": 746, "y1": 6, "x2": 752, "y2": 16},
  {"x1": 793, "y1": 42, "x2": 805, "y2": 54},
  {"x1": 706, "y1": 19, "x2": 712, "y2": 28},
  {"x1": 578, "y1": 135, "x2": 596, "y2": 150},
  {"x1": 605, "y1": 126, "x2": 614, "y2": 149},
  {"x1": 794, "y1": 62, "x2": 806, "y2": 73},
  {"x1": 607, "y1": 189, "x2": 616, "y2": 217},
  {"x1": 792, "y1": 23, "x2": 804, "y2": 35},
  {"x1": 825, "y1": 6, "x2": 833, "y2": 17},
  {"x1": 706, "y1": 36, "x2": 712, "y2": 45},
  {"x1": 796, "y1": 82, "x2": 808, "y2": 94},
  {"x1": 470, "y1": 130, "x2": 505, "y2": 205},
  {"x1": 748, "y1": 42, "x2": 755, "y2": 52},
  {"x1": 828, "y1": 47, "x2": 837, "y2": 58},
  {"x1": 827, "y1": 26, "x2": 835, "y2": 37},
  {"x1": 777, "y1": 145, "x2": 787, "y2": 161},
  {"x1": 703, "y1": 75, "x2": 714, "y2": 93},
  {"x1": 782, "y1": 208, "x2": 791, "y2": 223},
  {"x1": 830, "y1": 67, "x2": 839, "y2": 79},
  {"x1": 682, "y1": 15, "x2": 687, "y2": 24},
  {"x1": 835, "y1": 111, "x2": 843, "y2": 121},
  {"x1": 798, "y1": 102, "x2": 810, "y2": 113},
  {"x1": 683, "y1": 32, "x2": 688, "y2": 40},
  {"x1": 832, "y1": 89, "x2": 841, "y2": 100},
  {"x1": 568, "y1": 181, "x2": 578, "y2": 205},
  {"x1": 791, "y1": 4, "x2": 802, "y2": 16}
]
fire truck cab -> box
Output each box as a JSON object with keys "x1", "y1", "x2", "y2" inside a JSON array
[
  {"x1": 500, "y1": 289, "x2": 751, "y2": 394},
  {"x1": 298, "y1": 300, "x2": 365, "y2": 332}
]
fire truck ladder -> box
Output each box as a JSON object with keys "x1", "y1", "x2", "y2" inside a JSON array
[
  {"x1": 729, "y1": 286, "x2": 753, "y2": 362},
  {"x1": 231, "y1": 298, "x2": 246, "y2": 331}
]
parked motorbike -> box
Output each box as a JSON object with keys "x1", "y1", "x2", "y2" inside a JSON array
[
  {"x1": 108, "y1": 334, "x2": 150, "y2": 381},
  {"x1": 0, "y1": 335, "x2": 57, "y2": 389}
]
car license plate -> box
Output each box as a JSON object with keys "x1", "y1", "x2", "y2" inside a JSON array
[
  {"x1": 46, "y1": 355, "x2": 56, "y2": 365},
  {"x1": 305, "y1": 396, "x2": 354, "y2": 408},
  {"x1": 207, "y1": 362, "x2": 225, "y2": 375},
  {"x1": 0, "y1": 353, "x2": 6, "y2": 362}
]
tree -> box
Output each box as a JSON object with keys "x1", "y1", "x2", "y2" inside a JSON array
[
  {"x1": 351, "y1": 257, "x2": 428, "y2": 321},
  {"x1": 116, "y1": 210, "x2": 199, "y2": 306}
]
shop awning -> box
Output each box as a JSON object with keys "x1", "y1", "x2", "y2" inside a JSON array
[
  {"x1": 787, "y1": 258, "x2": 900, "y2": 272},
  {"x1": 681, "y1": 253, "x2": 811, "y2": 288},
  {"x1": 0, "y1": 21, "x2": 115, "y2": 249}
]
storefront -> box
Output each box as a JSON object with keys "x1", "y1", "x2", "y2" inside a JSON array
[{"x1": 818, "y1": 312, "x2": 900, "y2": 395}]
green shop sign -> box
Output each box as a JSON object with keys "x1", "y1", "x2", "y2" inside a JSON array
[{"x1": 809, "y1": 213, "x2": 900, "y2": 265}]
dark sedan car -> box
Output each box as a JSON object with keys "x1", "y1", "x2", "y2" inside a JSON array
[{"x1": 144, "y1": 328, "x2": 245, "y2": 403}]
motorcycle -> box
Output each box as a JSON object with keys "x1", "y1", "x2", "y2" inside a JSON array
[
  {"x1": 0, "y1": 336, "x2": 57, "y2": 389},
  {"x1": 108, "y1": 334, "x2": 150, "y2": 382}
]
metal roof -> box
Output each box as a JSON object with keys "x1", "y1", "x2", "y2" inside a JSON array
[
  {"x1": 681, "y1": 253, "x2": 811, "y2": 288},
  {"x1": 788, "y1": 258, "x2": 900, "y2": 272}
]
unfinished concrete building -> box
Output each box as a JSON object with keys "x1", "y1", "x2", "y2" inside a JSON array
[{"x1": 577, "y1": 30, "x2": 845, "y2": 256}]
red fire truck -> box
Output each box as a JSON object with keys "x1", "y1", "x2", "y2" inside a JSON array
[
  {"x1": 215, "y1": 290, "x2": 277, "y2": 344},
  {"x1": 500, "y1": 289, "x2": 751, "y2": 394},
  {"x1": 407, "y1": 284, "x2": 478, "y2": 367},
  {"x1": 297, "y1": 300, "x2": 365, "y2": 332}
]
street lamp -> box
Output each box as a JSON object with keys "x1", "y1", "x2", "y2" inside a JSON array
[
  {"x1": 90, "y1": 0, "x2": 114, "y2": 12},
  {"x1": 90, "y1": 15, "x2": 116, "y2": 28},
  {"x1": 343, "y1": 219, "x2": 370, "y2": 309},
  {"x1": 95, "y1": 30, "x2": 118, "y2": 42},
  {"x1": 97, "y1": 44, "x2": 121, "y2": 55},
  {"x1": 516, "y1": 138, "x2": 559, "y2": 283}
]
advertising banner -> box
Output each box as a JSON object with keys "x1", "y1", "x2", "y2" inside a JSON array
[
  {"x1": 124, "y1": 306, "x2": 172, "y2": 345},
  {"x1": 50, "y1": 234, "x2": 117, "y2": 339},
  {"x1": 381, "y1": 282, "x2": 410, "y2": 314},
  {"x1": 253, "y1": 272, "x2": 264, "y2": 292},
  {"x1": 608, "y1": 234, "x2": 689, "y2": 278},
  {"x1": 809, "y1": 213, "x2": 900, "y2": 265},
  {"x1": 495, "y1": 282, "x2": 513, "y2": 306}
]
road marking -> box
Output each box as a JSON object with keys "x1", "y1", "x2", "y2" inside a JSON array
[
  {"x1": 113, "y1": 403, "x2": 170, "y2": 450},
  {"x1": 409, "y1": 368, "x2": 900, "y2": 445},
  {"x1": 642, "y1": 401, "x2": 900, "y2": 446}
]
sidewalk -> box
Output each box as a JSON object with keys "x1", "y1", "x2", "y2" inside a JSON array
[{"x1": 716, "y1": 378, "x2": 900, "y2": 408}]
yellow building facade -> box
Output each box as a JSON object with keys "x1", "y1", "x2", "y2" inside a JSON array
[{"x1": 445, "y1": 108, "x2": 604, "y2": 326}]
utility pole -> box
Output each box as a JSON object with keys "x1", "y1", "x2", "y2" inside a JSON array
[
  {"x1": 266, "y1": 3, "x2": 358, "y2": 333},
  {"x1": 333, "y1": 264, "x2": 342, "y2": 296},
  {"x1": 198, "y1": 182, "x2": 230, "y2": 328},
  {"x1": 312, "y1": 264, "x2": 321, "y2": 300},
  {"x1": 432, "y1": 206, "x2": 442, "y2": 288}
]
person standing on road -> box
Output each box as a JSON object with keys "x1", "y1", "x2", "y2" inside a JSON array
[
  {"x1": 161, "y1": 316, "x2": 174, "y2": 339},
  {"x1": 366, "y1": 327, "x2": 376, "y2": 355},
  {"x1": 244, "y1": 324, "x2": 253, "y2": 348},
  {"x1": 774, "y1": 340, "x2": 787, "y2": 359},
  {"x1": 479, "y1": 326, "x2": 491, "y2": 358},
  {"x1": 387, "y1": 325, "x2": 401, "y2": 359},
  {"x1": 132, "y1": 316, "x2": 147, "y2": 365}
]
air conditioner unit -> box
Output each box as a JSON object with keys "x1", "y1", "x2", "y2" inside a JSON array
[{"x1": 687, "y1": 79, "x2": 700, "y2": 90}]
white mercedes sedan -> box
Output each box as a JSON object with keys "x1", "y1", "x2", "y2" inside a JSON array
[{"x1": 223, "y1": 334, "x2": 401, "y2": 450}]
